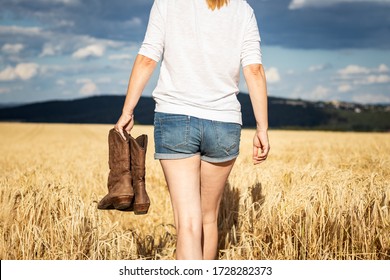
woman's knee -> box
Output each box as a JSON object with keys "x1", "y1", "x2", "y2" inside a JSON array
[
  {"x1": 176, "y1": 216, "x2": 202, "y2": 237},
  {"x1": 202, "y1": 211, "x2": 218, "y2": 226}
]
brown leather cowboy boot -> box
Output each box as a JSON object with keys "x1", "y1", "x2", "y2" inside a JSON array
[
  {"x1": 129, "y1": 134, "x2": 150, "y2": 215},
  {"x1": 97, "y1": 129, "x2": 134, "y2": 210}
]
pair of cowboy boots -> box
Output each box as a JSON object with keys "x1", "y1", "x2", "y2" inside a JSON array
[{"x1": 97, "y1": 128, "x2": 150, "y2": 215}]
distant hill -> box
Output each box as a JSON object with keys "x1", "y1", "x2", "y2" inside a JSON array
[
  {"x1": 0, "y1": 103, "x2": 22, "y2": 109},
  {"x1": 0, "y1": 95, "x2": 154, "y2": 125},
  {"x1": 0, "y1": 94, "x2": 389, "y2": 131}
]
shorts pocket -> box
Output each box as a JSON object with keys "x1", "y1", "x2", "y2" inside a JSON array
[
  {"x1": 159, "y1": 114, "x2": 190, "y2": 150},
  {"x1": 213, "y1": 121, "x2": 241, "y2": 154}
]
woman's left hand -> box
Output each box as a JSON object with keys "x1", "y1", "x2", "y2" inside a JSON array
[{"x1": 114, "y1": 113, "x2": 134, "y2": 140}]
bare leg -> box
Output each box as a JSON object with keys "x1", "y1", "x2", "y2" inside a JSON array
[
  {"x1": 159, "y1": 156, "x2": 203, "y2": 260},
  {"x1": 200, "y1": 159, "x2": 236, "y2": 260}
]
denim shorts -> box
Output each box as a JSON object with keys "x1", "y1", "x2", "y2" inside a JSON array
[{"x1": 154, "y1": 112, "x2": 241, "y2": 163}]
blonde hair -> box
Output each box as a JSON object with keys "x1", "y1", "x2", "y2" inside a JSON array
[{"x1": 206, "y1": 0, "x2": 229, "y2": 10}]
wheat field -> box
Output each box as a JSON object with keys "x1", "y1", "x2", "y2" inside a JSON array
[{"x1": 0, "y1": 122, "x2": 389, "y2": 260}]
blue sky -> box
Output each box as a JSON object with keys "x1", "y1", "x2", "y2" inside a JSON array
[{"x1": 0, "y1": 0, "x2": 390, "y2": 104}]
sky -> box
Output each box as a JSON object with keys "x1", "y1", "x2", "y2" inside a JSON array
[{"x1": 0, "y1": 0, "x2": 390, "y2": 105}]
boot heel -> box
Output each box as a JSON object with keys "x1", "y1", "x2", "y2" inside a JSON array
[
  {"x1": 134, "y1": 203, "x2": 150, "y2": 215},
  {"x1": 112, "y1": 195, "x2": 132, "y2": 210}
]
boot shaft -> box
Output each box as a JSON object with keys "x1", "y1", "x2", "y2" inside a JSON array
[
  {"x1": 129, "y1": 134, "x2": 150, "y2": 209},
  {"x1": 129, "y1": 134, "x2": 147, "y2": 172},
  {"x1": 107, "y1": 129, "x2": 132, "y2": 191},
  {"x1": 130, "y1": 134, "x2": 149, "y2": 200},
  {"x1": 108, "y1": 129, "x2": 131, "y2": 172}
]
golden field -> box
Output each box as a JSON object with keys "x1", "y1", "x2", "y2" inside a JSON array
[{"x1": 0, "y1": 122, "x2": 389, "y2": 260}]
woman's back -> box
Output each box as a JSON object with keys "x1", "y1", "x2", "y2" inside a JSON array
[{"x1": 139, "y1": 0, "x2": 262, "y2": 125}]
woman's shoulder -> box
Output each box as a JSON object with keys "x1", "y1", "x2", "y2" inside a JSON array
[
  {"x1": 229, "y1": 0, "x2": 255, "y2": 20},
  {"x1": 231, "y1": 0, "x2": 255, "y2": 13}
]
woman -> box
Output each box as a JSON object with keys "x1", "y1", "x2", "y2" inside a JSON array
[{"x1": 115, "y1": 0, "x2": 270, "y2": 260}]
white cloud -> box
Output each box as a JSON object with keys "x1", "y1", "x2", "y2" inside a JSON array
[
  {"x1": 289, "y1": 0, "x2": 390, "y2": 10},
  {"x1": 50, "y1": 0, "x2": 79, "y2": 5},
  {"x1": 72, "y1": 44, "x2": 105, "y2": 59},
  {"x1": 291, "y1": 85, "x2": 304, "y2": 98},
  {"x1": 125, "y1": 17, "x2": 142, "y2": 28},
  {"x1": 338, "y1": 64, "x2": 390, "y2": 79},
  {"x1": 337, "y1": 64, "x2": 390, "y2": 85},
  {"x1": 367, "y1": 75, "x2": 390, "y2": 84},
  {"x1": 108, "y1": 54, "x2": 133, "y2": 60},
  {"x1": 15, "y1": 63, "x2": 39, "y2": 80},
  {"x1": 378, "y1": 64, "x2": 389, "y2": 73},
  {"x1": 0, "y1": 26, "x2": 43, "y2": 36},
  {"x1": 338, "y1": 83, "x2": 352, "y2": 93},
  {"x1": 25, "y1": 0, "x2": 80, "y2": 5},
  {"x1": 80, "y1": 82, "x2": 98, "y2": 96},
  {"x1": 0, "y1": 67, "x2": 17, "y2": 81},
  {"x1": 56, "y1": 79, "x2": 66, "y2": 86},
  {"x1": 96, "y1": 77, "x2": 112, "y2": 83},
  {"x1": 77, "y1": 79, "x2": 99, "y2": 95},
  {"x1": 0, "y1": 63, "x2": 39, "y2": 81},
  {"x1": 311, "y1": 85, "x2": 330, "y2": 100},
  {"x1": 2, "y1": 43, "x2": 24, "y2": 54},
  {"x1": 38, "y1": 65, "x2": 68, "y2": 77},
  {"x1": 286, "y1": 69, "x2": 295, "y2": 75},
  {"x1": 309, "y1": 63, "x2": 332, "y2": 72},
  {"x1": 40, "y1": 43, "x2": 63, "y2": 57},
  {"x1": 352, "y1": 93, "x2": 390, "y2": 104},
  {"x1": 265, "y1": 67, "x2": 281, "y2": 83},
  {"x1": 356, "y1": 75, "x2": 390, "y2": 85},
  {"x1": 0, "y1": 23, "x2": 126, "y2": 63},
  {"x1": 338, "y1": 65, "x2": 370, "y2": 76},
  {"x1": 76, "y1": 78, "x2": 91, "y2": 84},
  {"x1": 289, "y1": 0, "x2": 307, "y2": 10}
]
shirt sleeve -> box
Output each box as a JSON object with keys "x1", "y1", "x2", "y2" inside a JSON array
[
  {"x1": 240, "y1": 10, "x2": 262, "y2": 67},
  {"x1": 138, "y1": 0, "x2": 166, "y2": 62}
]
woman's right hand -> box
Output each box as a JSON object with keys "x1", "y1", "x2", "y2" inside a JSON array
[
  {"x1": 253, "y1": 129, "x2": 270, "y2": 165},
  {"x1": 114, "y1": 112, "x2": 134, "y2": 140}
]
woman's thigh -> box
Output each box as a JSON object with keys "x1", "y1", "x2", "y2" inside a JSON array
[
  {"x1": 200, "y1": 159, "x2": 236, "y2": 223},
  {"x1": 159, "y1": 156, "x2": 202, "y2": 226}
]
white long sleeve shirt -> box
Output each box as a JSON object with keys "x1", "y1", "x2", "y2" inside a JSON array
[{"x1": 139, "y1": 0, "x2": 262, "y2": 125}]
